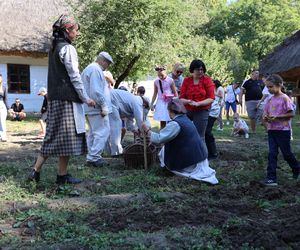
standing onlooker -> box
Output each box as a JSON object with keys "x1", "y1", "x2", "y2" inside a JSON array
[
  {"x1": 256, "y1": 73, "x2": 272, "y2": 132},
  {"x1": 9, "y1": 98, "x2": 26, "y2": 121},
  {"x1": 0, "y1": 74, "x2": 9, "y2": 142},
  {"x1": 82, "y1": 51, "x2": 113, "y2": 167},
  {"x1": 180, "y1": 59, "x2": 215, "y2": 141},
  {"x1": 37, "y1": 87, "x2": 48, "y2": 138},
  {"x1": 28, "y1": 15, "x2": 95, "y2": 184},
  {"x1": 168, "y1": 63, "x2": 185, "y2": 95},
  {"x1": 205, "y1": 81, "x2": 222, "y2": 159},
  {"x1": 150, "y1": 65, "x2": 178, "y2": 129},
  {"x1": 263, "y1": 74, "x2": 299, "y2": 186},
  {"x1": 214, "y1": 80, "x2": 225, "y2": 130},
  {"x1": 239, "y1": 70, "x2": 264, "y2": 133},
  {"x1": 224, "y1": 82, "x2": 240, "y2": 125},
  {"x1": 136, "y1": 86, "x2": 151, "y2": 128}
]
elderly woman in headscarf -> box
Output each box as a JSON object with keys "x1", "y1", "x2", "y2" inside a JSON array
[
  {"x1": 28, "y1": 14, "x2": 95, "y2": 184},
  {"x1": 142, "y1": 98, "x2": 218, "y2": 184}
]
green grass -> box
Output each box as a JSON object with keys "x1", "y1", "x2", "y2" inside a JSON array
[{"x1": 0, "y1": 115, "x2": 300, "y2": 249}]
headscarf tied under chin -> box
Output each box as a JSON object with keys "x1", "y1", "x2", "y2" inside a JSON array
[
  {"x1": 51, "y1": 14, "x2": 78, "y2": 49},
  {"x1": 167, "y1": 98, "x2": 187, "y2": 114}
]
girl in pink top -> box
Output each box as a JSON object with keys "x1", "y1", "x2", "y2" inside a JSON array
[
  {"x1": 150, "y1": 65, "x2": 178, "y2": 129},
  {"x1": 263, "y1": 74, "x2": 299, "y2": 186}
]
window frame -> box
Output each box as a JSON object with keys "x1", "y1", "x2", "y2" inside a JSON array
[{"x1": 7, "y1": 64, "x2": 30, "y2": 94}]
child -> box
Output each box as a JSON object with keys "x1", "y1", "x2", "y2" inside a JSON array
[
  {"x1": 150, "y1": 65, "x2": 178, "y2": 129},
  {"x1": 142, "y1": 98, "x2": 218, "y2": 184},
  {"x1": 231, "y1": 113, "x2": 249, "y2": 138},
  {"x1": 263, "y1": 74, "x2": 300, "y2": 186}
]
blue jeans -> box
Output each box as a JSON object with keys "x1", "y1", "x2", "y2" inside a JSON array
[
  {"x1": 267, "y1": 130, "x2": 300, "y2": 181},
  {"x1": 225, "y1": 101, "x2": 237, "y2": 113}
]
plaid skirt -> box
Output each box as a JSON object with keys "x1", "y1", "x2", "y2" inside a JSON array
[{"x1": 40, "y1": 100, "x2": 87, "y2": 156}]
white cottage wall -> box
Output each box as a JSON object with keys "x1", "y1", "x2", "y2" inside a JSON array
[{"x1": 0, "y1": 56, "x2": 48, "y2": 112}]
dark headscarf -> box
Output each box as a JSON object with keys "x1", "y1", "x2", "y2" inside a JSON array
[
  {"x1": 167, "y1": 98, "x2": 187, "y2": 114},
  {"x1": 51, "y1": 14, "x2": 79, "y2": 50}
]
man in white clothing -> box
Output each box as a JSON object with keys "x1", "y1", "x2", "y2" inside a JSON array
[
  {"x1": 82, "y1": 51, "x2": 114, "y2": 167},
  {"x1": 107, "y1": 89, "x2": 146, "y2": 156}
]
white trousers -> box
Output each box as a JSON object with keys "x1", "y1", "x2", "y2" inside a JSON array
[
  {"x1": 106, "y1": 106, "x2": 123, "y2": 156},
  {"x1": 0, "y1": 101, "x2": 7, "y2": 140},
  {"x1": 86, "y1": 114, "x2": 110, "y2": 162}
]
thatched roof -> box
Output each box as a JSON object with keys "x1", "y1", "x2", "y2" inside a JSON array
[
  {"x1": 0, "y1": 0, "x2": 70, "y2": 55},
  {"x1": 259, "y1": 30, "x2": 300, "y2": 82}
]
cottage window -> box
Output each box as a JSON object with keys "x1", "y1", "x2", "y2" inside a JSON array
[{"x1": 7, "y1": 64, "x2": 30, "y2": 94}]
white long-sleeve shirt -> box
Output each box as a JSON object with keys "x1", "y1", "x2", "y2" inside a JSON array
[
  {"x1": 58, "y1": 44, "x2": 89, "y2": 133},
  {"x1": 110, "y1": 89, "x2": 144, "y2": 131},
  {"x1": 81, "y1": 62, "x2": 112, "y2": 115},
  {"x1": 59, "y1": 45, "x2": 90, "y2": 103},
  {"x1": 151, "y1": 119, "x2": 180, "y2": 144}
]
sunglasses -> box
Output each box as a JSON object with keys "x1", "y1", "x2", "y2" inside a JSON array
[{"x1": 176, "y1": 71, "x2": 183, "y2": 74}]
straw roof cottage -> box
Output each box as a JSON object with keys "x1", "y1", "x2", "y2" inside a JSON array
[
  {"x1": 259, "y1": 30, "x2": 300, "y2": 83},
  {"x1": 0, "y1": 0, "x2": 70, "y2": 111}
]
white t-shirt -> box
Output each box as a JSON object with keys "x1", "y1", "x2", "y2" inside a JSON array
[
  {"x1": 225, "y1": 85, "x2": 240, "y2": 103},
  {"x1": 261, "y1": 86, "x2": 273, "y2": 105},
  {"x1": 233, "y1": 119, "x2": 249, "y2": 132}
]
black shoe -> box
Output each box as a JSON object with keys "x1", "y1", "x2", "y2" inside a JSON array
[
  {"x1": 27, "y1": 169, "x2": 40, "y2": 182},
  {"x1": 86, "y1": 159, "x2": 110, "y2": 167},
  {"x1": 292, "y1": 168, "x2": 300, "y2": 180},
  {"x1": 56, "y1": 174, "x2": 82, "y2": 185},
  {"x1": 263, "y1": 179, "x2": 278, "y2": 186}
]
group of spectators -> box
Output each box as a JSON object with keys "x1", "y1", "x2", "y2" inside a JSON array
[{"x1": 1, "y1": 14, "x2": 299, "y2": 187}]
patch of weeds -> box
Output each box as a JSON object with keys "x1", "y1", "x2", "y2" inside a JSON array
[
  {"x1": 256, "y1": 200, "x2": 272, "y2": 210},
  {"x1": 224, "y1": 216, "x2": 244, "y2": 227},
  {"x1": 166, "y1": 226, "x2": 225, "y2": 249}
]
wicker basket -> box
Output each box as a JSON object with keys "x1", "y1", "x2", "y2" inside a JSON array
[{"x1": 123, "y1": 143, "x2": 157, "y2": 168}]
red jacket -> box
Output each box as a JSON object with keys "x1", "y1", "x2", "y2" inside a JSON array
[{"x1": 180, "y1": 75, "x2": 215, "y2": 111}]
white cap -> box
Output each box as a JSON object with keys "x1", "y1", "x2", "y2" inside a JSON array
[
  {"x1": 38, "y1": 87, "x2": 47, "y2": 95},
  {"x1": 99, "y1": 51, "x2": 114, "y2": 64}
]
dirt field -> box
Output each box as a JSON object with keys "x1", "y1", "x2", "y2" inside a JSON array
[{"x1": 0, "y1": 118, "x2": 300, "y2": 249}]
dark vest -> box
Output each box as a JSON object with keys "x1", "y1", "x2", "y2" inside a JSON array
[
  {"x1": 47, "y1": 40, "x2": 82, "y2": 103},
  {"x1": 164, "y1": 115, "x2": 208, "y2": 171}
]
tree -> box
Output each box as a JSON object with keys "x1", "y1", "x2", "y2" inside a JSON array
[
  {"x1": 203, "y1": 0, "x2": 300, "y2": 71},
  {"x1": 75, "y1": 0, "x2": 200, "y2": 88}
]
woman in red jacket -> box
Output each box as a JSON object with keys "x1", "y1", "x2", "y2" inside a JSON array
[{"x1": 180, "y1": 59, "x2": 215, "y2": 140}]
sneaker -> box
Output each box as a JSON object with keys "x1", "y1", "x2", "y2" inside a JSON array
[
  {"x1": 264, "y1": 179, "x2": 278, "y2": 186},
  {"x1": 27, "y1": 169, "x2": 40, "y2": 182},
  {"x1": 86, "y1": 159, "x2": 110, "y2": 167},
  {"x1": 292, "y1": 168, "x2": 300, "y2": 180},
  {"x1": 56, "y1": 174, "x2": 82, "y2": 185},
  {"x1": 226, "y1": 121, "x2": 230, "y2": 125},
  {"x1": 245, "y1": 133, "x2": 249, "y2": 139}
]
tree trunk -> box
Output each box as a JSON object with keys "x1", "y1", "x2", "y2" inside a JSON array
[{"x1": 114, "y1": 55, "x2": 141, "y2": 89}]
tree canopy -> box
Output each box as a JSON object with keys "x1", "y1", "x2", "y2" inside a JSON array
[{"x1": 73, "y1": 0, "x2": 300, "y2": 86}]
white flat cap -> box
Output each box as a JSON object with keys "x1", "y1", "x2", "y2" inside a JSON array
[
  {"x1": 38, "y1": 87, "x2": 47, "y2": 95},
  {"x1": 99, "y1": 51, "x2": 114, "y2": 64}
]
